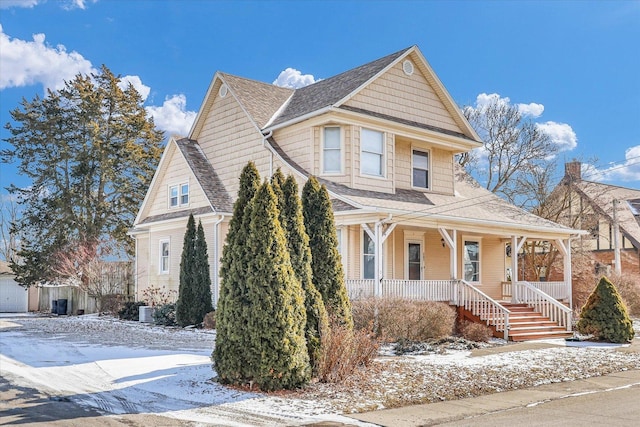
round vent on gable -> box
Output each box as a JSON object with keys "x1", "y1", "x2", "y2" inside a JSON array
[
  {"x1": 219, "y1": 84, "x2": 228, "y2": 98},
  {"x1": 403, "y1": 60, "x2": 414, "y2": 76}
]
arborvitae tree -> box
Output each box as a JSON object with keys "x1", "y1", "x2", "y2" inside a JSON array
[
  {"x1": 245, "y1": 182, "x2": 310, "y2": 390},
  {"x1": 176, "y1": 214, "x2": 197, "y2": 326},
  {"x1": 213, "y1": 162, "x2": 260, "y2": 384},
  {"x1": 282, "y1": 175, "x2": 329, "y2": 372},
  {"x1": 576, "y1": 276, "x2": 635, "y2": 343},
  {"x1": 270, "y1": 168, "x2": 286, "y2": 221},
  {"x1": 302, "y1": 176, "x2": 353, "y2": 329},
  {"x1": 192, "y1": 220, "x2": 213, "y2": 320}
]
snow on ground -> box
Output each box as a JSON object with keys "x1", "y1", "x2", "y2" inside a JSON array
[{"x1": 1, "y1": 314, "x2": 639, "y2": 425}]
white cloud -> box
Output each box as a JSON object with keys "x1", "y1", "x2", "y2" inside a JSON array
[
  {"x1": 591, "y1": 145, "x2": 640, "y2": 182},
  {"x1": 0, "y1": 25, "x2": 95, "y2": 90},
  {"x1": 0, "y1": 0, "x2": 96, "y2": 9},
  {"x1": 536, "y1": 121, "x2": 577, "y2": 152},
  {"x1": 146, "y1": 94, "x2": 197, "y2": 138},
  {"x1": 118, "y1": 75, "x2": 150, "y2": 101},
  {"x1": 273, "y1": 68, "x2": 317, "y2": 89},
  {"x1": 517, "y1": 102, "x2": 544, "y2": 118}
]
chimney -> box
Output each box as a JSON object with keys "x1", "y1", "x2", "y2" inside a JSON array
[{"x1": 565, "y1": 161, "x2": 582, "y2": 181}]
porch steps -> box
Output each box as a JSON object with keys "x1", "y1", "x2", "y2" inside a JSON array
[
  {"x1": 460, "y1": 303, "x2": 573, "y2": 342},
  {"x1": 501, "y1": 303, "x2": 573, "y2": 342}
]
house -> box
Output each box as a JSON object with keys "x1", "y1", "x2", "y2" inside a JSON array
[
  {"x1": 547, "y1": 161, "x2": 640, "y2": 277},
  {"x1": 0, "y1": 261, "x2": 38, "y2": 313},
  {"x1": 131, "y1": 46, "x2": 582, "y2": 340}
]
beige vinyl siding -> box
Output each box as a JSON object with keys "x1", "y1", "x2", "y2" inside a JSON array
[
  {"x1": 459, "y1": 236, "x2": 504, "y2": 299},
  {"x1": 395, "y1": 137, "x2": 455, "y2": 195},
  {"x1": 145, "y1": 146, "x2": 210, "y2": 218},
  {"x1": 135, "y1": 235, "x2": 150, "y2": 300},
  {"x1": 312, "y1": 125, "x2": 352, "y2": 187},
  {"x1": 345, "y1": 61, "x2": 462, "y2": 134},
  {"x1": 424, "y1": 229, "x2": 450, "y2": 280},
  {"x1": 273, "y1": 125, "x2": 313, "y2": 173},
  {"x1": 145, "y1": 225, "x2": 186, "y2": 296},
  {"x1": 348, "y1": 226, "x2": 361, "y2": 279},
  {"x1": 198, "y1": 90, "x2": 270, "y2": 197}
]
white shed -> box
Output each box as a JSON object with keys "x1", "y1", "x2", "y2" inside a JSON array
[{"x1": 0, "y1": 261, "x2": 29, "y2": 313}]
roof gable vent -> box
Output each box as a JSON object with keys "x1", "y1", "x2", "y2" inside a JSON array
[
  {"x1": 403, "y1": 60, "x2": 414, "y2": 76},
  {"x1": 219, "y1": 84, "x2": 228, "y2": 98}
]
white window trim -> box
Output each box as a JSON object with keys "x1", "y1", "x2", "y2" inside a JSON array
[
  {"x1": 462, "y1": 236, "x2": 482, "y2": 283},
  {"x1": 362, "y1": 230, "x2": 376, "y2": 280},
  {"x1": 321, "y1": 126, "x2": 344, "y2": 175},
  {"x1": 168, "y1": 180, "x2": 190, "y2": 209},
  {"x1": 404, "y1": 236, "x2": 424, "y2": 280},
  {"x1": 411, "y1": 146, "x2": 431, "y2": 190},
  {"x1": 159, "y1": 239, "x2": 170, "y2": 274},
  {"x1": 359, "y1": 127, "x2": 386, "y2": 179}
]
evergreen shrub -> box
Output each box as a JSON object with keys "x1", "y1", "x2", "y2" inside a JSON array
[
  {"x1": 118, "y1": 301, "x2": 146, "y2": 321},
  {"x1": 576, "y1": 276, "x2": 635, "y2": 343},
  {"x1": 153, "y1": 303, "x2": 177, "y2": 326}
]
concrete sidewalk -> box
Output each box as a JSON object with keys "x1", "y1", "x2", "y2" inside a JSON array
[
  {"x1": 348, "y1": 339, "x2": 640, "y2": 427},
  {"x1": 348, "y1": 369, "x2": 640, "y2": 426}
]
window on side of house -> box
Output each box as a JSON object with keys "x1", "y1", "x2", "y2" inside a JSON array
[
  {"x1": 160, "y1": 240, "x2": 170, "y2": 274},
  {"x1": 463, "y1": 240, "x2": 480, "y2": 282},
  {"x1": 169, "y1": 182, "x2": 189, "y2": 208},
  {"x1": 361, "y1": 128, "x2": 384, "y2": 177},
  {"x1": 323, "y1": 126, "x2": 342, "y2": 174},
  {"x1": 363, "y1": 231, "x2": 375, "y2": 279},
  {"x1": 412, "y1": 150, "x2": 429, "y2": 189}
]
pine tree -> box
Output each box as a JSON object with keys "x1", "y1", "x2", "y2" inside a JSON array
[
  {"x1": 302, "y1": 176, "x2": 353, "y2": 329},
  {"x1": 176, "y1": 214, "x2": 197, "y2": 327},
  {"x1": 576, "y1": 276, "x2": 635, "y2": 343},
  {"x1": 245, "y1": 182, "x2": 310, "y2": 390},
  {"x1": 213, "y1": 162, "x2": 261, "y2": 384},
  {"x1": 281, "y1": 175, "x2": 329, "y2": 372},
  {"x1": 192, "y1": 220, "x2": 213, "y2": 321}
]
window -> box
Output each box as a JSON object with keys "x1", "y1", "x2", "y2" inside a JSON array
[
  {"x1": 363, "y1": 232, "x2": 375, "y2": 279},
  {"x1": 412, "y1": 150, "x2": 429, "y2": 189},
  {"x1": 323, "y1": 127, "x2": 341, "y2": 173},
  {"x1": 160, "y1": 240, "x2": 170, "y2": 274},
  {"x1": 361, "y1": 128, "x2": 384, "y2": 176},
  {"x1": 180, "y1": 183, "x2": 189, "y2": 205},
  {"x1": 463, "y1": 240, "x2": 480, "y2": 282},
  {"x1": 169, "y1": 183, "x2": 189, "y2": 208}
]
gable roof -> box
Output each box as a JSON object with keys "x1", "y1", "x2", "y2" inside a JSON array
[
  {"x1": 569, "y1": 179, "x2": 640, "y2": 248},
  {"x1": 175, "y1": 138, "x2": 234, "y2": 214}
]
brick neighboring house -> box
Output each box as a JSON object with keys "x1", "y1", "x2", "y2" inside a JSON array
[
  {"x1": 549, "y1": 161, "x2": 640, "y2": 276},
  {"x1": 131, "y1": 46, "x2": 583, "y2": 340}
]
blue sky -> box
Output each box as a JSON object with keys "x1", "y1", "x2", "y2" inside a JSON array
[{"x1": 1, "y1": 0, "x2": 639, "y2": 197}]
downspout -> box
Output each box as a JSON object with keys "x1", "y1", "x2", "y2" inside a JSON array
[
  {"x1": 262, "y1": 130, "x2": 274, "y2": 176},
  {"x1": 212, "y1": 215, "x2": 225, "y2": 308}
]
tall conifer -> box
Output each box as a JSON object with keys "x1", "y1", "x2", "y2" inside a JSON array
[
  {"x1": 176, "y1": 214, "x2": 197, "y2": 326},
  {"x1": 302, "y1": 176, "x2": 353, "y2": 329},
  {"x1": 282, "y1": 175, "x2": 329, "y2": 372},
  {"x1": 245, "y1": 182, "x2": 310, "y2": 390},
  {"x1": 213, "y1": 162, "x2": 260, "y2": 384},
  {"x1": 192, "y1": 220, "x2": 213, "y2": 320}
]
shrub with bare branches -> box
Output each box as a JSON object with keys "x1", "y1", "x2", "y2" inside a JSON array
[
  {"x1": 352, "y1": 297, "x2": 456, "y2": 342},
  {"x1": 460, "y1": 321, "x2": 493, "y2": 342},
  {"x1": 316, "y1": 319, "x2": 379, "y2": 383}
]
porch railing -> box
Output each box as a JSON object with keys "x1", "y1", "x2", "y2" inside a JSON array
[
  {"x1": 514, "y1": 281, "x2": 572, "y2": 330},
  {"x1": 502, "y1": 281, "x2": 570, "y2": 301},
  {"x1": 456, "y1": 280, "x2": 511, "y2": 340},
  {"x1": 345, "y1": 279, "x2": 454, "y2": 301}
]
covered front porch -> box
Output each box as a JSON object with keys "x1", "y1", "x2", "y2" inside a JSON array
[{"x1": 337, "y1": 219, "x2": 575, "y2": 341}]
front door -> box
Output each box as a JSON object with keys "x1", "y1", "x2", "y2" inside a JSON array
[{"x1": 407, "y1": 242, "x2": 422, "y2": 280}]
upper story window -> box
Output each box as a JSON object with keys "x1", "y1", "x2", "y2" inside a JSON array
[
  {"x1": 160, "y1": 239, "x2": 170, "y2": 274},
  {"x1": 322, "y1": 127, "x2": 342, "y2": 174},
  {"x1": 412, "y1": 150, "x2": 430, "y2": 189},
  {"x1": 169, "y1": 183, "x2": 189, "y2": 208},
  {"x1": 361, "y1": 128, "x2": 384, "y2": 177}
]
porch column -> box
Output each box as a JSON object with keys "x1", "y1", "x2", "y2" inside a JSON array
[
  {"x1": 511, "y1": 236, "x2": 527, "y2": 303},
  {"x1": 555, "y1": 238, "x2": 573, "y2": 309},
  {"x1": 438, "y1": 227, "x2": 457, "y2": 279},
  {"x1": 363, "y1": 220, "x2": 396, "y2": 298}
]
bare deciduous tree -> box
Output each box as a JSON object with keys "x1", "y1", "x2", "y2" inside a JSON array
[{"x1": 460, "y1": 96, "x2": 558, "y2": 209}]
